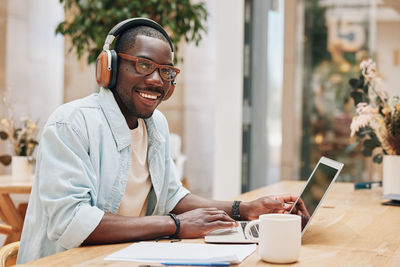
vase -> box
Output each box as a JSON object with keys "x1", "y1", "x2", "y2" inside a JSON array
[
  {"x1": 11, "y1": 156, "x2": 32, "y2": 180},
  {"x1": 382, "y1": 155, "x2": 400, "y2": 196}
]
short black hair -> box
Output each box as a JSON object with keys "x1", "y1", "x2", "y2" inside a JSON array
[{"x1": 114, "y1": 26, "x2": 169, "y2": 53}]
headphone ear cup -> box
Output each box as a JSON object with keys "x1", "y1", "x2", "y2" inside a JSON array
[
  {"x1": 107, "y1": 50, "x2": 119, "y2": 90},
  {"x1": 163, "y1": 81, "x2": 176, "y2": 100},
  {"x1": 96, "y1": 51, "x2": 111, "y2": 88}
]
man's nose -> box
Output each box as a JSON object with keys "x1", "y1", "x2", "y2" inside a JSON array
[{"x1": 145, "y1": 68, "x2": 164, "y2": 87}]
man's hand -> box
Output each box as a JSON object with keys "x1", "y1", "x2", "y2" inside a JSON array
[
  {"x1": 176, "y1": 208, "x2": 238, "y2": 239},
  {"x1": 288, "y1": 198, "x2": 310, "y2": 218},
  {"x1": 286, "y1": 198, "x2": 310, "y2": 229},
  {"x1": 240, "y1": 195, "x2": 300, "y2": 221}
]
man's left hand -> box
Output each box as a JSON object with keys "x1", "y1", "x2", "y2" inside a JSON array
[{"x1": 239, "y1": 195, "x2": 298, "y2": 221}]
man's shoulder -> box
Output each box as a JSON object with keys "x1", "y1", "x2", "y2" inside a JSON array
[
  {"x1": 47, "y1": 93, "x2": 101, "y2": 125},
  {"x1": 149, "y1": 109, "x2": 169, "y2": 129},
  {"x1": 152, "y1": 109, "x2": 167, "y2": 122}
]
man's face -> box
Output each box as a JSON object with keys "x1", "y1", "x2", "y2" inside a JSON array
[{"x1": 115, "y1": 35, "x2": 173, "y2": 119}]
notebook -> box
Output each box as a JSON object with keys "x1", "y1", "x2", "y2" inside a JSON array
[
  {"x1": 105, "y1": 242, "x2": 256, "y2": 264},
  {"x1": 205, "y1": 156, "x2": 344, "y2": 243}
]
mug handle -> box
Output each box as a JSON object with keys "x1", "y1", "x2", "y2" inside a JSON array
[{"x1": 244, "y1": 219, "x2": 260, "y2": 242}]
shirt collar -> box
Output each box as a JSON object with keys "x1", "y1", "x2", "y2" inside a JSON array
[
  {"x1": 98, "y1": 87, "x2": 165, "y2": 151},
  {"x1": 98, "y1": 87, "x2": 131, "y2": 151}
]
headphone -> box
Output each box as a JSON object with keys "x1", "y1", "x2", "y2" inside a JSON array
[{"x1": 95, "y1": 17, "x2": 176, "y2": 98}]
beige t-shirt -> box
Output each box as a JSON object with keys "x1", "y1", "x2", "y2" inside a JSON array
[{"x1": 117, "y1": 119, "x2": 152, "y2": 217}]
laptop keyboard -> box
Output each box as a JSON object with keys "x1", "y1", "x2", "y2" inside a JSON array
[{"x1": 240, "y1": 221, "x2": 259, "y2": 239}]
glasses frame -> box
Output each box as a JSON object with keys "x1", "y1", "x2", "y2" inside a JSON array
[{"x1": 118, "y1": 53, "x2": 180, "y2": 81}]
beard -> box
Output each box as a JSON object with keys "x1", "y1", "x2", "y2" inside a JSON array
[{"x1": 112, "y1": 87, "x2": 161, "y2": 120}]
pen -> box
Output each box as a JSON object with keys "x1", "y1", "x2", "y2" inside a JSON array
[{"x1": 161, "y1": 262, "x2": 230, "y2": 266}]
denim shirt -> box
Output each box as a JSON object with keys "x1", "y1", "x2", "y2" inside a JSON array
[{"x1": 17, "y1": 88, "x2": 189, "y2": 264}]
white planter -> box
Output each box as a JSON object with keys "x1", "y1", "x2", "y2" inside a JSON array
[
  {"x1": 11, "y1": 156, "x2": 32, "y2": 180},
  {"x1": 382, "y1": 155, "x2": 400, "y2": 196}
]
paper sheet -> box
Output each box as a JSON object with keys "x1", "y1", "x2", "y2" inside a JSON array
[{"x1": 105, "y1": 242, "x2": 256, "y2": 264}]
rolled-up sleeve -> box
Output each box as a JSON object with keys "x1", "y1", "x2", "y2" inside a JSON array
[
  {"x1": 165, "y1": 158, "x2": 190, "y2": 213},
  {"x1": 38, "y1": 120, "x2": 104, "y2": 249},
  {"x1": 161, "y1": 118, "x2": 189, "y2": 213}
]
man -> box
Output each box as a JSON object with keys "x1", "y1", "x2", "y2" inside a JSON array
[{"x1": 17, "y1": 18, "x2": 302, "y2": 264}]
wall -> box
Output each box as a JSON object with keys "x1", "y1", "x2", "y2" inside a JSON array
[
  {"x1": 184, "y1": 0, "x2": 244, "y2": 199},
  {"x1": 281, "y1": 0, "x2": 302, "y2": 181},
  {"x1": 213, "y1": 0, "x2": 244, "y2": 199},
  {"x1": 0, "y1": 0, "x2": 64, "y2": 174}
]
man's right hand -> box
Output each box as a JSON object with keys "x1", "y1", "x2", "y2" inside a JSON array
[{"x1": 176, "y1": 208, "x2": 238, "y2": 238}]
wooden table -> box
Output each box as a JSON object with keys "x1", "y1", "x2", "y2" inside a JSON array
[
  {"x1": 24, "y1": 181, "x2": 400, "y2": 266},
  {"x1": 0, "y1": 175, "x2": 32, "y2": 244}
]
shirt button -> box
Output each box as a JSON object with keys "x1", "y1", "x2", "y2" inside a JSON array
[{"x1": 121, "y1": 180, "x2": 126, "y2": 185}]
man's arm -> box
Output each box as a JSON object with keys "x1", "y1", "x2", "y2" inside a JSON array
[
  {"x1": 82, "y1": 213, "x2": 175, "y2": 245},
  {"x1": 83, "y1": 207, "x2": 237, "y2": 244},
  {"x1": 172, "y1": 193, "x2": 298, "y2": 223},
  {"x1": 83, "y1": 194, "x2": 300, "y2": 244}
]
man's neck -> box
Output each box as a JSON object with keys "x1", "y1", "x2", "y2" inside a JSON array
[{"x1": 112, "y1": 90, "x2": 139, "y2": 129}]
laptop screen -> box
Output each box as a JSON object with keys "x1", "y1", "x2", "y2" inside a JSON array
[{"x1": 291, "y1": 162, "x2": 339, "y2": 232}]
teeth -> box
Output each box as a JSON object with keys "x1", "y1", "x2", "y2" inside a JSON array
[{"x1": 139, "y1": 92, "x2": 158, "y2": 100}]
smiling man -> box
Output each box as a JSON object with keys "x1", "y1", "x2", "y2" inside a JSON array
[{"x1": 17, "y1": 18, "x2": 302, "y2": 264}]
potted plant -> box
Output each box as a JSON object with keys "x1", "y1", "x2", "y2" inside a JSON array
[
  {"x1": 55, "y1": 0, "x2": 208, "y2": 64},
  {"x1": 0, "y1": 117, "x2": 38, "y2": 180},
  {"x1": 0, "y1": 93, "x2": 39, "y2": 179},
  {"x1": 349, "y1": 59, "x2": 400, "y2": 195}
]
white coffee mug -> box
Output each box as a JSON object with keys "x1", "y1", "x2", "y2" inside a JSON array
[{"x1": 244, "y1": 214, "x2": 301, "y2": 264}]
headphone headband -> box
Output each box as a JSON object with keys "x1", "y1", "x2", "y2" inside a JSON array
[
  {"x1": 103, "y1": 18, "x2": 174, "y2": 52},
  {"x1": 96, "y1": 17, "x2": 176, "y2": 90}
]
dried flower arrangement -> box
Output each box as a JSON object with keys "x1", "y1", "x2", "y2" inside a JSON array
[
  {"x1": 0, "y1": 92, "x2": 39, "y2": 166},
  {"x1": 349, "y1": 59, "x2": 400, "y2": 163}
]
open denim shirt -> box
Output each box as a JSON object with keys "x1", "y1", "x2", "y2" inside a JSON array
[{"x1": 17, "y1": 88, "x2": 189, "y2": 264}]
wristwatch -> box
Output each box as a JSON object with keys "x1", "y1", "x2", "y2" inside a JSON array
[{"x1": 232, "y1": 200, "x2": 241, "y2": 221}]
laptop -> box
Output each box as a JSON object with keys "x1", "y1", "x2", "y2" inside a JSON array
[{"x1": 205, "y1": 156, "x2": 344, "y2": 243}]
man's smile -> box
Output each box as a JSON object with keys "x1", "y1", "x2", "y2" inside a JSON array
[
  {"x1": 135, "y1": 88, "x2": 163, "y2": 105},
  {"x1": 139, "y1": 92, "x2": 158, "y2": 100}
]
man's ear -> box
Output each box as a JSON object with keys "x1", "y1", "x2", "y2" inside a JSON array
[{"x1": 163, "y1": 81, "x2": 176, "y2": 100}]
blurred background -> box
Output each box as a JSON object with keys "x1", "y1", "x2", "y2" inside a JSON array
[{"x1": 0, "y1": 0, "x2": 399, "y2": 201}]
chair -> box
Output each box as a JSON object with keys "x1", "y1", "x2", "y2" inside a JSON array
[
  {"x1": 169, "y1": 133, "x2": 187, "y2": 185},
  {"x1": 0, "y1": 241, "x2": 19, "y2": 267}
]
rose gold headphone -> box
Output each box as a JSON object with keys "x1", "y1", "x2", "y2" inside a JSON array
[{"x1": 95, "y1": 17, "x2": 176, "y2": 97}]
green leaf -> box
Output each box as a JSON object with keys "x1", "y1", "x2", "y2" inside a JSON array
[
  {"x1": 348, "y1": 78, "x2": 360, "y2": 90},
  {"x1": 350, "y1": 91, "x2": 367, "y2": 106},
  {"x1": 55, "y1": 0, "x2": 208, "y2": 64},
  {"x1": 362, "y1": 138, "x2": 380, "y2": 157},
  {"x1": 363, "y1": 138, "x2": 379, "y2": 150},
  {"x1": 0, "y1": 155, "x2": 11, "y2": 166},
  {"x1": 373, "y1": 153, "x2": 383, "y2": 164},
  {"x1": 0, "y1": 131, "x2": 8, "y2": 140},
  {"x1": 362, "y1": 146, "x2": 373, "y2": 157}
]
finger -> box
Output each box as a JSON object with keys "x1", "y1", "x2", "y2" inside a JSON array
[
  {"x1": 206, "y1": 209, "x2": 228, "y2": 215},
  {"x1": 205, "y1": 221, "x2": 238, "y2": 232},
  {"x1": 277, "y1": 195, "x2": 298, "y2": 203},
  {"x1": 202, "y1": 207, "x2": 219, "y2": 212},
  {"x1": 267, "y1": 198, "x2": 285, "y2": 208},
  {"x1": 205, "y1": 213, "x2": 236, "y2": 223},
  {"x1": 295, "y1": 199, "x2": 310, "y2": 216},
  {"x1": 283, "y1": 203, "x2": 293, "y2": 210}
]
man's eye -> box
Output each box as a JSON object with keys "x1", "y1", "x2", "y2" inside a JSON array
[
  {"x1": 139, "y1": 63, "x2": 150, "y2": 69},
  {"x1": 161, "y1": 68, "x2": 172, "y2": 75}
]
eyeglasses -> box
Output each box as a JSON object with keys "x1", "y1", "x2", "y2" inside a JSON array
[{"x1": 118, "y1": 53, "x2": 180, "y2": 81}]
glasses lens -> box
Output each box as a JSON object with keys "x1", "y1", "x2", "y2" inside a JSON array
[
  {"x1": 136, "y1": 59, "x2": 155, "y2": 75},
  {"x1": 159, "y1": 67, "x2": 176, "y2": 81}
]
